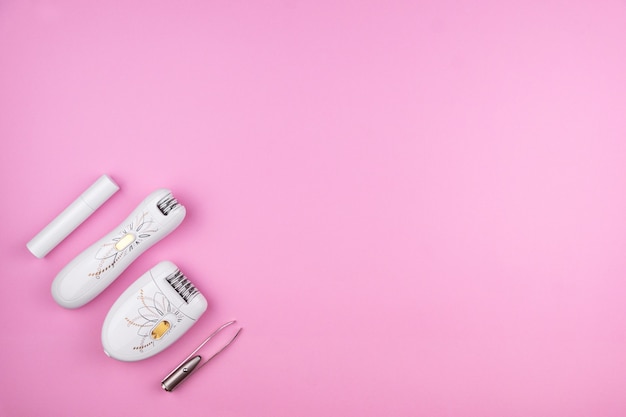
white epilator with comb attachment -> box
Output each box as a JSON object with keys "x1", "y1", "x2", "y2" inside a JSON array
[
  {"x1": 51, "y1": 189, "x2": 186, "y2": 309},
  {"x1": 102, "y1": 261, "x2": 208, "y2": 361}
]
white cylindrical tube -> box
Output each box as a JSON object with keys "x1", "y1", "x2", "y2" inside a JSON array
[{"x1": 26, "y1": 174, "x2": 120, "y2": 258}]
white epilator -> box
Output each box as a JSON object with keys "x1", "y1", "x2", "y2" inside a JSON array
[
  {"x1": 102, "y1": 261, "x2": 208, "y2": 361},
  {"x1": 51, "y1": 189, "x2": 186, "y2": 309}
]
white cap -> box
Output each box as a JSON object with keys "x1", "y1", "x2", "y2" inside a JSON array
[
  {"x1": 81, "y1": 175, "x2": 120, "y2": 210},
  {"x1": 26, "y1": 174, "x2": 120, "y2": 258}
]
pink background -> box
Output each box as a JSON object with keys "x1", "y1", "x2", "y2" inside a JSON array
[{"x1": 2, "y1": 0, "x2": 626, "y2": 415}]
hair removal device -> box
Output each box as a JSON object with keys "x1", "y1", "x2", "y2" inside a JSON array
[
  {"x1": 51, "y1": 189, "x2": 186, "y2": 309},
  {"x1": 102, "y1": 261, "x2": 208, "y2": 361}
]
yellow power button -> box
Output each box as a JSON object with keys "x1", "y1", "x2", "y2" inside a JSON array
[
  {"x1": 151, "y1": 320, "x2": 171, "y2": 340},
  {"x1": 115, "y1": 233, "x2": 135, "y2": 251}
]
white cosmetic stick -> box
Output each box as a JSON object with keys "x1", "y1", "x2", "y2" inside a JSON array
[{"x1": 27, "y1": 174, "x2": 119, "y2": 258}]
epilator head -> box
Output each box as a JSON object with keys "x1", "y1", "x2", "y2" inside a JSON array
[{"x1": 102, "y1": 261, "x2": 208, "y2": 361}]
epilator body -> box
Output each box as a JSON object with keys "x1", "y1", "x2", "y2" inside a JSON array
[
  {"x1": 102, "y1": 261, "x2": 208, "y2": 361},
  {"x1": 51, "y1": 189, "x2": 186, "y2": 309}
]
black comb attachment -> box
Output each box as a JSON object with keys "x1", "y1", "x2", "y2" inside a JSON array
[
  {"x1": 165, "y1": 269, "x2": 199, "y2": 303},
  {"x1": 157, "y1": 193, "x2": 180, "y2": 215}
]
